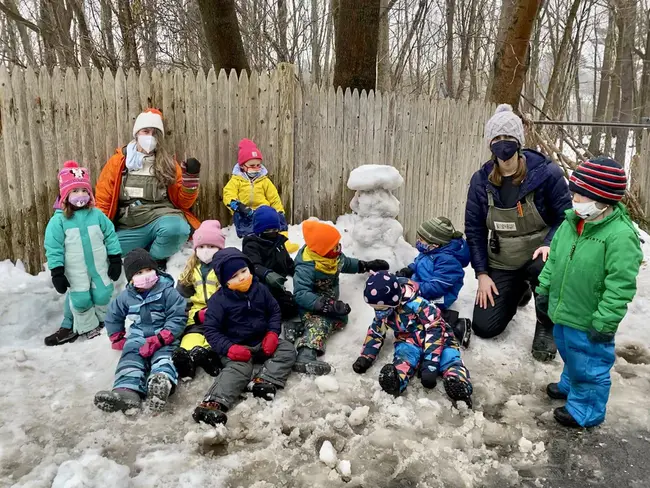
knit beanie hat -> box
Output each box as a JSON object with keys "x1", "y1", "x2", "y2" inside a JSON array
[
  {"x1": 569, "y1": 157, "x2": 627, "y2": 205},
  {"x1": 58, "y1": 161, "x2": 94, "y2": 204},
  {"x1": 221, "y1": 257, "x2": 249, "y2": 283},
  {"x1": 193, "y1": 220, "x2": 226, "y2": 250},
  {"x1": 302, "y1": 220, "x2": 341, "y2": 257},
  {"x1": 253, "y1": 205, "x2": 281, "y2": 234},
  {"x1": 124, "y1": 248, "x2": 158, "y2": 282},
  {"x1": 364, "y1": 271, "x2": 402, "y2": 307},
  {"x1": 133, "y1": 108, "x2": 164, "y2": 138},
  {"x1": 238, "y1": 138, "x2": 263, "y2": 166},
  {"x1": 417, "y1": 217, "x2": 463, "y2": 246},
  {"x1": 484, "y1": 104, "x2": 525, "y2": 147}
]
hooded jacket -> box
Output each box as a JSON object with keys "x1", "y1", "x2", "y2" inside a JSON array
[
  {"x1": 242, "y1": 233, "x2": 295, "y2": 280},
  {"x1": 222, "y1": 164, "x2": 284, "y2": 213}
]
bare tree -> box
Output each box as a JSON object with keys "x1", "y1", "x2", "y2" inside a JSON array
[
  {"x1": 197, "y1": 0, "x2": 250, "y2": 73},
  {"x1": 613, "y1": 0, "x2": 636, "y2": 163},
  {"x1": 589, "y1": 9, "x2": 615, "y2": 154}
]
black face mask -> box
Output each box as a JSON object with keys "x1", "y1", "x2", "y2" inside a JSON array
[
  {"x1": 261, "y1": 230, "x2": 279, "y2": 241},
  {"x1": 491, "y1": 140, "x2": 519, "y2": 162}
]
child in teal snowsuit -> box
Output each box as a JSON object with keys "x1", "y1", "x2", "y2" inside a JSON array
[{"x1": 44, "y1": 161, "x2": 122, "y2": 346}]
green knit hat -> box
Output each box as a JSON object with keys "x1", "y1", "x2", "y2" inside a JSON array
[{"x1": 417, "y1": 217, "x2": 463, "y2": 246}]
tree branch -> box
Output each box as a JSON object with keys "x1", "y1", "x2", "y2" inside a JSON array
[{"x1": 0, "y1": 1, "x2": 40, "y2": 33}]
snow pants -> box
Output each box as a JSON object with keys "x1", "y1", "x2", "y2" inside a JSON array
[
  {"x1": 202, "y1": 339, "x2": 296, "y2": 409},
  {"x1": 117, "y1": 215, "x2": 190, "y2": 261},
  {"x1": 295, "y1": 311, "x2": 346, "y2": 354},
  {"x1": 180, "y1": 332, "x2": 210, "y2": 351},
  {"x1": 234, "y1": 211, "x2": 288, "y2": 238},
  {"x1": 554, "y1": 324, "x2": 615, "y2": 427},
  {"x1": 60, "y1": 292, "x2": 109, "y2": 334},
  {"x1": 113, "y1": 337, "x2": 179, "y2": 395}
]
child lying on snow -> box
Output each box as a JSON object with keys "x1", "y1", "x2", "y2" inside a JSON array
[
  {"x1": 94, "y1": 248, "x2": 186, "y2": 413},
  {"x1": 192, "y1": 248, "x2": 297, "y2": 426},
  {"x1": 353, "y1": 271, "x2": 473, "y2": 407}
]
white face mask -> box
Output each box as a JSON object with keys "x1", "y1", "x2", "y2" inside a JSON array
[
  {"x1": 573, "y1": 200, "x2": 607, "y2": 221},
  {"x1": 137, "y1": 135, "x2": 157, "y2": 154},
  {"x1": 196, "y1": 247, "x2": 219, "y2": 264}
]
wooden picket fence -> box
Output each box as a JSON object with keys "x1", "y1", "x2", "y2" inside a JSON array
[{"x1": 0, "y1": 63, "x2": 511, "y2": 274}]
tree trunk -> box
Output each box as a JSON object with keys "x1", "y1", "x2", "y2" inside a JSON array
[
  {"x1": 637, "y1": 11, "x2": 650, "y2": 132},
  {"x1": 277, "y1": 0, "x2": 289, "y2": 62},
  {"x1": 605, "y1": 20, "x2": 623, "y2": 156},
  {"x1": 376, "y1": 0, "x2": 391, "y2": 91},
  {"x1": 486, "y1": 0, "x2": 516, "y2": 97},
  {"x1": 49, "y1": 0, "x2": 76, "y2": 67},
  {"x1": 456, "y1": 0, "x2": 478, "y2": 99},
  {"x1": 39, "y1": 0, "x2": 57, "y2": 69},
  {"x1": 196, "y1": 0, "x2": 249, "y2": 74},
  {"x1": 116, "y1": 0, "x2": 140, "y2": 70},
  {"x1": 99, "y1": 0, "x2": 117, "y2": 70},
  {"x1": 445, "y1": 0, "x2": 455, "y2": 96},
  {"x1": 588, "y1": 10, "x2": 614, "y2": 155},
  {"x1": 323, "y1": 0, "x2": 335, "y2": 85},
  {"x1": 70, "y1": 0, "x2": 104, "y2": 69},
  {"x1": 311, "y1": 0, "x2": 321, "y2": 84},
  {"x1": 140, "y1": 0, "x2": 158, "y2": 69},
  {"x1": 333, "y1": 0, "x2": 381, "y2": 91},
  {"x1": 614, "y1": 0, "x2": 636, "y2": 164},
  {"x1": 523, "y1": 5, "x2": 544, "y2": 114},
  {"x1": 4, "y1": 0, "x2": 35, "y2": 65},
  {"x1": 487, "y1": 0, "x2": 543, "y2": 108}
]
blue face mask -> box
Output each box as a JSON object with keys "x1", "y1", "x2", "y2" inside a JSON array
[
  {"x1": 416, "y1": 240, "x2": 438, "y2": 254},
  {"x1": 491, "y1": 140, "x2": 519, "y2": 162},
  {"x1": 247, "y1": 170, "x2": 261, "y2": 179}
]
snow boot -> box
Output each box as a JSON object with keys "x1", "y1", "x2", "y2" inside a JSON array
[
  {"x1": 553, "y1": 406, "x2": 581, "y2": 428},
  {"x1": 531, "y1": 318, "x2": 557, "y2": 362},
  {"x1": 292, "y1": 347, "x2": 331, "y2": 375},
  {"x1": 146, "y1": 373, "x2": 172, "y2": 412},
  {"x1": 193, "y1": 401, "x2": 228, "y2": 426},
  {"x1": 44, "y1": 327, "x2": 79, "y2": 346},
  {"x1": 283, "y1": 317, "x2": 304, "y2": 343},
  {"x1": 444, "y1": 377, "x2": 473, "y2": 409},
  {"x1": 173, "y1": 348, "x2": 196, "y2": 379},
  {"x1": 546, "y1": 382, "x2": 568, "y2": 400},
  {"x1": 85, "y1": 323, "x2": 104, "y2": 340},
  {"x1": 452, "y1": 318, "x2": 472, "y2": 349},
  {"x1": 191, "y1": 346, "x2": 222, "y2": 377},
  {"x1": 378, "y1": 364, "x2": 401, "y2": 396},
  {"x1": 518, "y1": 282, "x2": 533, "y2": 307},
  {"x1": 250, "y1": 378, "x2": 277, "y2": 401},
  {"x1": 94, "y1": 388, "x2": 142, "y2": 412}
]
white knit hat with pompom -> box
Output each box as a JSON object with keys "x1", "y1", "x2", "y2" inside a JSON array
[{"x1": 484, "y1": 104, "x2": 525, "y2": 147}]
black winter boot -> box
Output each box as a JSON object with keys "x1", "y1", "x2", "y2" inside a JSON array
[
  {"x1": 378, "y1": 364, "x2": 401, "y2": 396},
  {"x1": 531, "y1": 318, "x2": 557, "y2": 362},
  {"x1": 546, "y1": 383, "x2": 568, "y2": 400},
  {"x1": 553, "y1": 406, "x2": 581, "y2": 428},
  {"x1": 452, "y1": 318, "x2": 472, "y2": 349},
  {"x1": 518, "y1": 283, "x2": 533, "y2": 307},
  {"x1": 293, "y1": 347, "x2": 332, "y2": 375},
  {"x1": 94, "y1": 388, "x2": 142, "y2": 412},
  {"x1": 191, "y1": 347, "x2": 221, "y2": 377},
  {"x1": 444, "y1": 377, "x2": 473, "y2": 408},
  {"x1": 146, "y1": 373, "x2": 172, "y2": 412},
  {"x1": 173, "y1": 348, "x2": 196, "y2": 379},
  {"x1": 193, "y1": 401, "x2": 228, "y2": 426},
  {"x1": 44, "y1": 327, "x2": 79, "y2": 346},
  {"x1": 250, "y1": 379, "x2": 277, "y2": 401}
]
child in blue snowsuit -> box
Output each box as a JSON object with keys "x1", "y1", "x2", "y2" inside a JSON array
[
  {"x1": 44, "y1": 161, "x2": 122, "y2": 346},
  {"x1": 397, "y1": 217, "x2": 472, "y2": 347},
  {"x1": 352, "y1": 272, "x2": 473, "y2": 407},
  {"x1": 94, "y1": 248, "x2": 187, "y2": 413}
]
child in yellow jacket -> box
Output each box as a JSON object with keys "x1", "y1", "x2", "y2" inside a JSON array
[
  {"x1": 172, "y1": 220, "x2": 225, "y2": 379},
  {"x1": 223, "y1": 138, "x2": 299, "y2": 252}
]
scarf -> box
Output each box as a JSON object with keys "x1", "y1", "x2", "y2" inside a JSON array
[
  {"x1": 125, "y1": 141, "x2": 155, "y2": 172},
  {"x1": 302, "y1": 247, "x2": 339, "y2": 275}
]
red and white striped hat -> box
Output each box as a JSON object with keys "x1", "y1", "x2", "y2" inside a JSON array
[{"x1": 569, "y1": 157, "x2": 627, "y2": 205}]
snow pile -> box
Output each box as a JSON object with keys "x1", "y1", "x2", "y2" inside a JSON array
[
  {"x1": 346, "y1": 164, "x2": 404, "y2": 191},
  {"x1": 51, "y1": 452, "x2": 130, "y2": 488},
  {"x1": 319, "y1": 440, "x2": 338, "y2": 468}
]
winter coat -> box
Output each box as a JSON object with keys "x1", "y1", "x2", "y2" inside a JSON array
[
  {"x1": 104, "y1": 273, "x2": 187, "y2": 342},
  {"x1": 409, "y1": 237, "x2": 470, "y2": 309},
  {"x1": 464, "y1": 149, "x2": 572, "y2": 274},
  {"x1": 176, "y1": 262, "x2": 220, "y2": 335},
  {"x1": 536, "y1": 204, "x2": 643, "y2": 336},
  {"x1": 95, "y1": 147, "x2": 200, "y2": 229},
  {"x1": 203, "y1": 248, "x2": 282, "y2": 356},
  {"x1": 293, "y1": 245, "x2": 360, "y2": 311},
  {"x1": 242, "y1": 233, "x2": 295, "y2": 280},
  {"x1": 222, "y1": 164, "x2": 284, "y2": 213}
]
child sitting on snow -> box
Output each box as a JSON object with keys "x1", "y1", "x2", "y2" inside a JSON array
[
  {"x1": 396, "y1": 217, "x2": 472, "y2": 347},
  {"x1": 172, "y1": 220, "x2": 225, "y2": 380},
  {"x1": 353, "y1": 271, "x2": 473, "y2": 407},
  {"x1": 94, "y1": 248, "x2": 186, "y2": 413},
  {"x1": 193, "y1": 248, "x2": 297, "y2": 426},
  {"x1": 536, "y1": 157, "x2": 642, "y2": 428},
  {"x1": 44, "y1": 161, "x2": 122, "y2": 346},
  {"x1": 292, "y1": 220, "x2": 389, "y2": 375},
  {"x1": 222, "y1": 138, "x2": 299, "y2": 253}
]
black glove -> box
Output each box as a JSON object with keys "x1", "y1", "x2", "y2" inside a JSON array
[
  {"x1": 358, "y1": 259, "x2": 390, "y2": 273},
  {"x1": 315, "y1": 297, "x2": 351, "y2": 317},
  {"x1": 535, "y1": 294, "x2": 549, "y2": 316},
  {"x1": 352, "y1": 356, "x2": 373, "y2": 374},
  {"x1": 184, "y1": 158, "x2": 201, "y2": 174},
  {"x1": 588, "y1": 328, "x2": 615, "y2": 343},
  {"x1": 420, "y1": 363, "x2": 438, "y2": 389},
  {"x1": 51, "y1": 266, "x2": 70, "y2": 294},
  {"x1": 107, "y1": 255, "x2": 122, "y2": 281},
  {"x1": 236, "y1": 202, "x2": 253, "y2": 217},
  {"x1": 395, "y1": 267, "x2": 414, "y2": 278},
  {"x1": 265, "y1": 271, "x2": 287, "y2": 289}
]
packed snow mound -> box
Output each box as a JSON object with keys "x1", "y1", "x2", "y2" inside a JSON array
[
  {"x1": 51, "y1": 452, "x2": 130, "y2": 488},
  {"x1": 350, "y1": 190, "x2": 400, "y2": 218},
  {"x1": 347, "y1": 164, "x2": 404, "y2": 191}
]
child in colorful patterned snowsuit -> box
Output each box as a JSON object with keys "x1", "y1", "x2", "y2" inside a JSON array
[
  {"x1": 192, "y1": 248, "x2": 296, "y2": 426},
  {"x1": 44, "y1": 161, "x2": 122, "y2": 346},
  {"x1": 353, "y1": 271, "x2": 472, "y2": 407},
  {"x1": 222, "y1": 138, "x2": 299, "y2": 252},
  {"x1": 536, "y1": 158, "x2": 643, "y2": 428},
  {"x1": 292, "y1": 220, "x2": 389, "y2": 375},
  {"x1": 94, "y1": 248, "x2": 187, "y2": 413},
  {"x1": 172, "y1": 220, "x2": 226, "y2": 380}
]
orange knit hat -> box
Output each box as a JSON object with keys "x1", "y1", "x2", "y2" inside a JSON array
[{"x1": 302, "y1": 220, "x2": 341, "y2": 256}]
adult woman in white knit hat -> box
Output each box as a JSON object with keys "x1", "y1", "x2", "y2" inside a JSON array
[
  {"x1": 464, "y1": 104, "x2": 572, "y2": 361},
  {"x1": 95, "y1": 109, "x2": 202, "y2": 269}
]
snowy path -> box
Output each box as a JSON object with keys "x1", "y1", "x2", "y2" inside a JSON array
[{"x1": 2, "y1": 221, "x2": 650, "y2": 488}]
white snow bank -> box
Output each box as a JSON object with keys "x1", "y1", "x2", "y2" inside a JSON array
[
  {"x1": 51, "y1": 452, "x2": 130, "y2": 488},
  {"x1": 347, "y1": 164, "x2": 404, "y2": 191}
]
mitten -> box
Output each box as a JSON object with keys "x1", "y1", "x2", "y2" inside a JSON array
[
  {"x1": 139, "y1": 330, "x2": 174, "y2": 358},
  {"x1": 588, "y1": 327, "x2": 615, "y2": 343},
  {"x1": 352, "y1": 356, "x2": 373, "y2": 374},
  {"x1": 265, "y1": 271, "x2": 287, "y2": 290},
  {"x1": 395, "y1": 267, "x2": 414, "y2": 278},
  {"x1": 110, "y1": 331, "x2": 126, "y2": 351},
  {"x1": 319, "y1": 298, "x2": 351, "y2": 317},
  {"x1": 237, "y1": 202, "x2": 253, "y2": 216},
  {"x1": 535, "y1": 294, "x2": 549, "y2": 316},
  {"x1": 194, "y1": 308, "x2": 207, "y2": 325},
  {"x1": 227, "y1": 344, "x2": 252, "y2": 362},
  {"x1": 107, "y1": 255, "x2": 122, "y2": 281},
  {"x1": 420, "y1": 362, "x2": 438, "y2": 389},
  {"x1": 181, "y1": 158, "x2": 201, "y2": 190},
  {"x1": 358, "y1": 260, "x2": 390, "y2": 273},
  {"x1": 50, "y1": 266, "x2": 70, "y2": 294},
  {"x1": 261, "y1": 331, "x2": 279, "y2": 356}
]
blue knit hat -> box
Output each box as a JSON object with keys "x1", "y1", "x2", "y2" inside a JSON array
[
  {"x1": 221, "y1": 257, "x2": 248, "y2": 283},
  {"x1": 364, "y1": 271, "x2": 402, "y2": 307},
  {"x1": 253, "y1": 205, "x2": 281, "y2": 235}
]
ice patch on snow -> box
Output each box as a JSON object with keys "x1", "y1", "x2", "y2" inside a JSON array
[
  {"x1": 347, "y1": 164, "x2": 404, "y2": 191},
  {"x1": 348, "y1": 406, "x2": 370, "y2": 426},
  {"x1": 315, "y1": 376, "x2": 340, "y2": 393},
  {"x1": 319, "y1": 440, "x2": 338, "y2": 468}
]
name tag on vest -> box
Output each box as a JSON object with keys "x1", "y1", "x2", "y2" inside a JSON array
[
  {"x1": 126, "y1": 187, "x2": 144, "y2": 199},
  {"x1": 494, "y1": 222, "x2": 517, "y2": 231}
]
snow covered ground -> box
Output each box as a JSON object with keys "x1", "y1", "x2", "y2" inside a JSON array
[{"x1": 2, "y1": 219, "x2": 650, "y2": 488}]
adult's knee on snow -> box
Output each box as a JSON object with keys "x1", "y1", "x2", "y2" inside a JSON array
[
  {"x1": 471, "y1": 311, "x2": 507, "y2": 339},
  {"x1": 155, "y1": 216, "x2": 191, "y2": 240}
]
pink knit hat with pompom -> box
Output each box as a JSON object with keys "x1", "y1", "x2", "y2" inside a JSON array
[
  {"x1": 58, "y1": 161, "x2": 94, "y2": 204},
  {"x1": 193, "y1": 220, "x2": 226, "y2": 250}
]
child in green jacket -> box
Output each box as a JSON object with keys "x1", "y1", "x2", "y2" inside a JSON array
[{"x1": 536, "y1": 157, "x2": 643, "y2": 428}]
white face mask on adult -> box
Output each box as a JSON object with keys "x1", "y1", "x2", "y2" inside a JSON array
[
  {"x1": 138, "y1": 135, "x2": 157, "y2": 154},
  {"x1": 573, "y1": 200, "x2": 607, "y2": 221}
]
